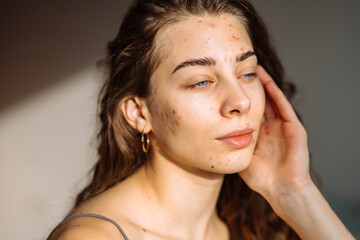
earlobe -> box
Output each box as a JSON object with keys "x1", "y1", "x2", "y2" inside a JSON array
[{"x1": 120, "y1": 96, "x2": 152, "y2": 133}]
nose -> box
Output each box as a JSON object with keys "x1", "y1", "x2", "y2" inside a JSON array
[{"x1": 220, "y1": 81, "x2": 251, "y2": 117}]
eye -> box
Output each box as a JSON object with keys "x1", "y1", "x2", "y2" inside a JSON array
[
  {"x1": 239, "y1": 72, "x2": 257, "y2": 81},
  {"x1": 189, "y1": 80, "x2": 212, "y2": 89}
]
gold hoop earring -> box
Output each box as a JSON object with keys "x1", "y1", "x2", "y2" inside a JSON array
[{"x1": 141, "y1": 133, "x2": 150, "y2": 153}]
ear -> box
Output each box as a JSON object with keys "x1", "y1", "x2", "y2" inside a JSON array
[{"x1": 120, "y1": 96, "x2": 152, "y2": 133}]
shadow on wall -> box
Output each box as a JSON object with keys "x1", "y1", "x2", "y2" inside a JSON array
[{"x1": 0, "y1": 0, "x2": 131, "y2": 112}]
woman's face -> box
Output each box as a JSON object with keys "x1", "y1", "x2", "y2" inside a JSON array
[{"x1": 145, "y1": 14, "x2": 265, "y2": 174}]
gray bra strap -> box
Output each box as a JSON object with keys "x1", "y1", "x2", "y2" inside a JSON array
[{"x1": 50, "y1": 212, "x2": 129, "y2": 240}]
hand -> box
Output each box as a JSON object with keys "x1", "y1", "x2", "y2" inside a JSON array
[
  {"x1": 239, "y1": 66, "x2": 355, "y2": 240},
  {"x1": 239, "y1": 65, "x2": 311, "y2": 200}
]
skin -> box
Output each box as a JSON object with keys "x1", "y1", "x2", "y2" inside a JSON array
[{"x1": 53, "y1": 14, "x2": 355, "y2": 240}]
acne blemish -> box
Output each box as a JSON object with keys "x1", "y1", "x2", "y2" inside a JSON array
[
  {"x1": 198, "y1": 20, "x2": 202, "y2": 23},
  {"x1": 172, "y1": 129, "x2": 176, "y2": 134},
  {"x1": 218, "y1": 161, "x2": 222, "y2": 165},
  {"x1": 209, "y1": 157, "x2": 213, "y2": 160},
  {"x1": 172, "y1": 109, "x2": 176, "y2": 114},
  {"x1": 174, "y1": 120, "x2": 180, "y2": 126},
  {"x1": 241, "y1": 47, "x2": 244, "y2": 51},
  {"x1": 231, "y1": 35, "x2": 240, "y2": 41},
  {"x1": 265, "y1": 125, "x2": 270, "y2": 135},
  {"x1": 225, "y1": 163, "x2": 228, "y2": 166},
  {"x1": 228, "y1": 23, "x2": 233, "y2": 27},
  {"x1": 210, "y1": 23, "x2": 215, "y2": 28}
]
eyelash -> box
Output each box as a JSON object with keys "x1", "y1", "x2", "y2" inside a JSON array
[
  {"x1": 189, "y1": 80, "x2": 212, "y2": 89},
  {"x1": 239, "y1": 72, "x2": 257, "y2": 81},
  {"x1": 188, "y1": 72, "x2": 256, "y2": 89}
]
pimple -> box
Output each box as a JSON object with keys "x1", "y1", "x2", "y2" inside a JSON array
[
  {"x1": 265, "y1": 125, "x2": 270, "y2": 135},
  {"x1": 228, "y1": 23, "x2": 233, "y2": 27},
  {"x1": 210, "y1": 23, "x2": 215, "y2": 28},
  {"x1": 240, "y1": 47, "x2": 244, "y2": 51},
  {"x1": 174, "y1": 120, "x2": 180, "y2": 126},
  {"x1": 172, "y1": 109, "x2": 176, "y2": 114},
  {"x1": 218, "y1": 161, "x2": 222, "y2": 165},
  {"x1": 172, "y1": 129, "x2": 176, "y2": 134},
  {"x1": 231, "y1": 35, "x2": 241, "y2": 41}
]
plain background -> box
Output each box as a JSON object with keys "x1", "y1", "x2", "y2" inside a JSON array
[{"x1": 0, "y1": 0, "x2": 359, "y2": 239}]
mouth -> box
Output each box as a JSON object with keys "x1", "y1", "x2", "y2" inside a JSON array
[{"x1": 216, "y1": 128, "x2": 254, "y2": 149}]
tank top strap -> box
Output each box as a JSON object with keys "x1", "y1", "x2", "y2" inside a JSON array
[{"x1": 50, "y1": 212, "x2": 129, "y2": 240}]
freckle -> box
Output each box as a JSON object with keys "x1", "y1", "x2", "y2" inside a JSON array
[
  {"x1": 211, "y1": 165, "x2": 214, "y2": 168},
  {"x1": 142, "y1": 228, "x2": 147, "y2": 232},
  {"x1": 172, "y1": 110, "x2": 176, "y2": 114},
  {"x1": 184, "y1": 38, "x2": 187, "y2": 41},
  {"x1": 209, "y1": 157, "x2": 213, "y2": 160},
  {"x1": 148, "y1": 196, "x2": 151, "y2": 200},
  {"x1": 198, "y1": 20, "x2": 202, "y2": 23},
  {"x1": 225, "y1": 163, "x2": 228, "y2": 166}
]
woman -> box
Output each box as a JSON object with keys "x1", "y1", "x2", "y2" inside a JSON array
[{"x1": 48, "y1": 0, "x2": 355, "y2": 239}]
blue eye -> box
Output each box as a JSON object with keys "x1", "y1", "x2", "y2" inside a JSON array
[
  {"x1": 190, "y1": 80, "x2": 211, "y2": 89},
  {"x1": 240, "y1": 73, "x2": 257, "y2": 81}
]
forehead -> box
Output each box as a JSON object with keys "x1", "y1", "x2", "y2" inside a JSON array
[{"x1": 154, "y1": 13, "x2": 253, "y2": 74}]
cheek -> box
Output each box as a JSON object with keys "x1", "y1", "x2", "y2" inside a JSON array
[
  {"x1": 250, "y1": 82, "x2": 266, "y2": 117},
  {"x1": 148, "y1": 96, "x2": 182, "y2": 137}
]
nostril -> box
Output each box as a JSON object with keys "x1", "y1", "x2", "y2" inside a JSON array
[{"x1": 230, "y1": 109, "x2": 240, "y2": 114}]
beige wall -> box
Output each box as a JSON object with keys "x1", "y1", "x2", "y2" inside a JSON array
[{"x1": 0, "y1": 68, "x2": 99, "y2": 239}]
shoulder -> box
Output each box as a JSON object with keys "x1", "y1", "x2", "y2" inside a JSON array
[{"x1": 48, "y1": 215, "x2": 127, "y2": 240}]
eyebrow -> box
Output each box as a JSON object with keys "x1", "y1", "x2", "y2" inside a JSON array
[{"x1": 171, "y1": 51, "x2": 256, "y2": 74}]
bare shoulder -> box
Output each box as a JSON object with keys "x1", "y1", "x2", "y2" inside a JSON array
[{"x1": 48, "y1": 215, "x2": 126, "y2": 240}]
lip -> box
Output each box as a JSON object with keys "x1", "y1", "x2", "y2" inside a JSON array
[{"x1": 216, "y1": 128, "x2": 254, "y2": 148}]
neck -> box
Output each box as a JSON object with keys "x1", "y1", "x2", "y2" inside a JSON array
[{"x1": 127, "y1": 150, "x2": 226, "y2": 239}]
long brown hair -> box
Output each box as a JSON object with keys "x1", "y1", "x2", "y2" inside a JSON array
[{"x1": 74, "y1": 0, "x2": 299, "y2": 239}]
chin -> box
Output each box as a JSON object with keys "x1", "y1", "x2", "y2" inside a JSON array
[{"x1": 217, "y1": 150, "x2": 253, "y2": 174}]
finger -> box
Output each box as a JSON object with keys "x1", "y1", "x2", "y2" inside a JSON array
[
  {"x1": 263, "y1": 96, "x2": 276, "y2": 120},
  {"x1": 257, "y1": 66, "x2": 299, "y2": 122}
]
